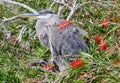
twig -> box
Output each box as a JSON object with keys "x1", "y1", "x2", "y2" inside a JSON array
[
  {"x1": 76, "y1": 1, "x2": 91, "y2": 9},
  {"x1": 49, "y1": 1, "x2": 55, "y2": 10},
  {"x1": 67, "y1": 1, "x2": 112, "y2": 20},
  {"x1": 57, "y1": 0, "x2": 64, "y2": 16},
  {"x1": 57, "y1": 5, "x2": 63, "y2": 16},
  {"x1": 66, "y1": 0, "x2": 78, "y2": 20},
  {"x1": 74, "y1": 21, "x2": 84, "y2": 26},
  {"x1": 1, "y1": 0, "x2": 39, "y2": 25},
  {"x1": 92, "y1": 1, "x2": 112, "y2": 7},
  {"x1": 90, "y1": 75, "x2": 107, "y2": 83},
  {"x1": 76, "y1": 1, "x2": 112, "y2": 9},
  {"x1": 2, "y1": 0, "x2": 38, "y2": 14},
  {"x1": 66, "y1": 9, "x2": 74, "y2": 20},
  {"x1": 17, "y1": 25, "x2": 27, "y2": 43},
  {"x1": 0, "y1": 15, "x2": 21, "y2": 25},
  {"x1": 53, "y1": 0, "x2": 112, "y2": 20},
  {"x1": 0, "y1": 13, "x2": 39, "y2": 25},
  {"x1": 53, "y1": 0, "x2": 71, "y2": 9}
]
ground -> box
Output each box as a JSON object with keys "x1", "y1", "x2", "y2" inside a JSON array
[{"x1": 0, "y1": 0, "x2": 120, "y2": 83}]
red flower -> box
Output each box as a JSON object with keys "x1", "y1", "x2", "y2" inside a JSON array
[
  {"x1": 116, "y1": 60, "x2": 120, "y2": 63},
  {"x1": 95, "y1": 34, "x2": 103, "y2": 43},
  {"x1": 111, "y1": 16, "x2": 118, "y2": 23},
  {"x1": 70, "y1": 59, "x2": 83, "y2": 68},
  {"x1": 99, "y1": 40, "x2": 108, "y2": 51},
  {"x1": 58, "y1": 20, "x2": 71, "y2": 30},
  {"x1": 42, "y1": 64, "x2": 52, "y2": 70},
  {"x1": 95, "y1": 34, "x2": 108, "y2": 51},
  {"x1": 101, "y1": 20, "x2": 110, "y2": 27}
]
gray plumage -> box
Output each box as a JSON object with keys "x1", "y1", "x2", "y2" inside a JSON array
[{"x1": 35, "y1": 10, "x2": 88, "y2": 71}]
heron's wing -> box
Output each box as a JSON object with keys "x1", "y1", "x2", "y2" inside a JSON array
[
  {"x1": 76, "y1": 27, "x2": 88, "y2": 36},
  {"x1": 60, "y1": 25, "x2": 88, "y2": 55},
  {"x1": 48, "y1": 23, "x2": 88, "y2": 56},
  {"x1": 35, "y1": 20, "x2": 49, "y2": 47},
  {"x1": 39, "y1": 30, "x2": 49, "y2": 47},
  {"x1": 49, "y1": 24, "x2": 88, "y2": 71}
]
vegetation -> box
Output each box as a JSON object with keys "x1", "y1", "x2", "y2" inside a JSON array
[{"x1": 0, "y1": 0, "x2": 120, "y2": 83}]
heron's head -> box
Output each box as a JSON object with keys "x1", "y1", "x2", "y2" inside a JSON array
[{"x1": 21, "y1": 10, "x2": 58, "y2": 20}]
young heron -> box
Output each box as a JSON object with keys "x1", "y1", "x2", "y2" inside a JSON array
[{"x1": 25, "y1": 10, "x2": 88, "y2": 71}]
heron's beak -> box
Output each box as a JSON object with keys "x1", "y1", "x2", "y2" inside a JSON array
[
  {"x1": 20, "y1": 13, "x2": 40, "y2": 19},
  {"x1": 20, "y1": 13, "x2": 50, "y2": 19}
]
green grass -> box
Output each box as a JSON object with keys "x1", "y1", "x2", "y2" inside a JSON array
[{"x1": 0, "y1": 0, "x2": 120, "y2": 83}]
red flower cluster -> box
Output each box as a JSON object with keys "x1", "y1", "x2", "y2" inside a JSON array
[
  {"x1": 95, "y1": 34, "x2": 103, "y2": 43},
  {"x1": 99, "y1": 40, "x2": 108, "y2": 51},
  {"x1": 42, "y1": 64, "x2": 52, "y2": 70},
  {"x1": 95, "y1": 34, "x2": 108, "y2": 51},
  {"x1": 101, "y1": 20, "x2": 110, "y2": 27},
  {"x1": 116, "y1": 60, "x2": 120, "y2": 63},
  {"x1": 111, "y1": 16, "x2": 119, "y2": 23},
  {"x1": 58, "y1": 20, "x2": 71, "y2": 30},
  {"x1": 70, "y1": 59, "x2": 83, "y2": 68}
]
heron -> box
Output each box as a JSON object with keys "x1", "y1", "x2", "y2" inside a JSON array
[{"x1": 25, "y1": 10, "x2": 88, "y2": 71}]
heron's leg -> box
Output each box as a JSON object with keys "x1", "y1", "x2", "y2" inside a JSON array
[
  {"x1": 47, "y1": 37, "x2": 54, "y2": 64},
  {"x1": 50, "y1": 55, "x2": 54, "y2": 63},
  {"x1": 55, "y1": 57, "x2": 70, "y2": 71},
  {"x1": 46, "y1": 26, "x2": 56, "y2": 64}
]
